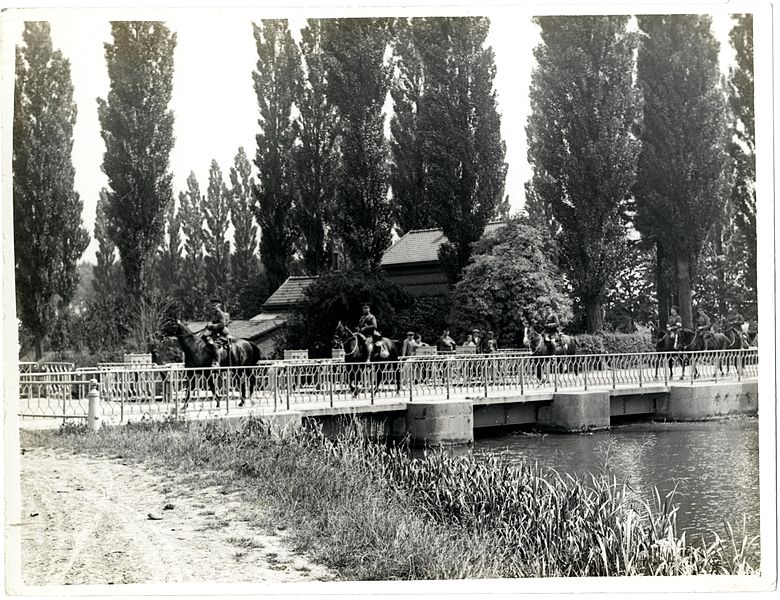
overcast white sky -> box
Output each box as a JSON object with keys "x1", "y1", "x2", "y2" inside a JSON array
[{"x1": 3, "y1": 8, "x2": 736, "y2": 263}]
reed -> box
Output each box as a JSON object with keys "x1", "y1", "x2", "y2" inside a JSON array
[{"x1": 21, "y1": 417, "x2": 759, "y2": 579}]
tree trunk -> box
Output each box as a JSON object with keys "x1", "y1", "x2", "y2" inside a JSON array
[
  {"x1": 33, "y1": 333, "x2": 43, "y2": 361},
  {"x1": 656, "y1": 243, "x2": 669, "y2": 329},
  {"x1": 585, "y1": 298, "x2": 604, "y2": 333},
  {"x1": 677, "y1": 254, "x2": 693, "y2": 328},
  {"x1": 714, "y1": 222, "x2": 727, "y2": 319}
]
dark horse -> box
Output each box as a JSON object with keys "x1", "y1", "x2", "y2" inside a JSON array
[
  {"x1": 334, "y1": 322, "x2": 402, "y2": 396},
  {"x1": 652, "y1": 325, "x2": 677, "y2": 380},
  {"x1": 522, "y1": 321, "x2": 578, "y2": 382},
  {"x1": 169, "y1": 320, "x2": 261, "y2": 409}
]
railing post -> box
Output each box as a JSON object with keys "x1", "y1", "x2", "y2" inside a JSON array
[
  {"x1": 519, "y1": 356, "x2": 525, "y2": 396},
  {"x1": 663, "y1": 353, "x2": 668, "y2": 386},
  {"x1": 691, "y1": 354, "x2": 696, "y2": 386},
  {"x1": 446, "y1": 359, "x2": 451, "y2": 400},
  {"x1": 328, "y1": 364, "x2": 334, "y2": 408},
  {"x1": 226, "y1": 367, "x2": 231, "y2": 414},
  {"x1": 612, "y1": 357, "x2": 616, "y2": 390},
  {"x1": 272, "y1": 366, "x2": 278, "y2": 412},
  {"x1": 408, "y1": 360, "x2": 414, "y2": 402},
  {"x1": 370, "y1": 364, "x2": 375, "y2": 405},
  {"x1": 286, "y1": 365, "x2": 291, "y2": 410},
  {"x1": 738, "y1": 350, "x2": 742, "y2": 382},
  {"x1": 583, "y1": 355, "x2": 588, "y2": 391},
  {"x1": 87, "y1": 378, "x2": 102, "y2": 432},
  {"x1": 483, "y1": 358, "x2": 488, "y2": 398},
  {"x1": 553, "y1": 357, "x2": 558, "y2": 392},
  {"x1": 638, "y1": 354, "x2": 643, "y2": 388}
]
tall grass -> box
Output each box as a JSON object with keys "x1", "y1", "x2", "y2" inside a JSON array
[{"x1": 21, "y1": 417, "x2": 758, "y2": 579}]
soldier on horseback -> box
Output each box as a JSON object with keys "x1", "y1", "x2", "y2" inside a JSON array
[
  {"x1": 667, "y1": 306, "x2": 682, "y2": 347},
  {"x1": 205, "y1": 299, "x2": 230, "y2": 366},
  {"x1": 695, "y1": 306, "x2": 712, "y2": 343},
  {"x1": 358, "y1": 302, "x2": 387, "y2": 358},
  {"x1": 542, "y1": 302, "x2": 560, "y2": 353}
]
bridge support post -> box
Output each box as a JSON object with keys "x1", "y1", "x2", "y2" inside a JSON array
[
  {"x1": 538, "y1": 390, "x2": 610, "y2": 433},
  {"x1": 87, "y1": 378, "x2": 102, "y2": 432},
  {"x1": 406, "y1": 400, "x2": 473, "y2": 447},
  {"x1": 659, "y1": 381, "x2": 757, "y2": 420}
]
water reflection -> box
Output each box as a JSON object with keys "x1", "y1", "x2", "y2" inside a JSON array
[{"x1": 472, "y1": 418, "x2": 760, "y2": 553}]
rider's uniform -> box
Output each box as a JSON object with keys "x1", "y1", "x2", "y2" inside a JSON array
[
  {"x1": 358, "y1": 312, "x2": 378, "y2": 337},
  {"x1": 667, "y1": 313, "x2": 682, "y2": 331},
  {"x1": 695, "y1": 312, "x2": 711, "y2": 332},
  {"x1": 206, "y1": 306, "x2": 230, "y2": 366}
]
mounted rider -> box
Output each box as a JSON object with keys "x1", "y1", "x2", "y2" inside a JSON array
[
  {"x1": 358, "y1": 302, "x2": 388, "y2": 359},
  {"x1": 542, "y1": 302, "x2": 561, "y2": 352},
  {"x1": 695, "y1": 306, "x2": 712, "y2": 343},
  {"x1": 667, "y1": 306, "x2": 682, "y2": 347},
  {"x1": 205, "y1": 299, "x2": 230, "y2": 366},
  {"x1": 726, "y1": 311, "x2": 746, "y2": 346}
]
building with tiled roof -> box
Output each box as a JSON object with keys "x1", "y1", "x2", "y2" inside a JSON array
[
  {"x1": 186, "y1": 316, "x2": 288, "y2": 359},
  {"x1": 261, "y1": 275, "x2": 318, "y2": 312},
  {"x1": 380, "y1": 222, "x2": 506, "y2": 296}
]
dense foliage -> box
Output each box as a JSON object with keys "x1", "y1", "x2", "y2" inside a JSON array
[
  {"x1": 322, "y1": 18, "x2": 395, "y2": 270},
  {"x1": 31, "y1": 418, "x2": 758, "y2": 578},
  {"x1": 449, "y1": 218, "x2": 571, "y2": 347},
  {"x1": 252, "y1": 19, "x2": 302, "y2": 291},
  {"x1": 97, "y1": 21, "x2": 177, "y2": 295},
  {"x1": 634, "y1": 16, "x2": 732, "y2": 328},
  {"x1": 526, "y1": 16, "x2": 642, "y2": 332},
  {"x1": 13, "y1": 23, "x2": 90, "y2": 359},
  {"x1": 284, "y1": 268, "x2": 412, "y2": 357}
]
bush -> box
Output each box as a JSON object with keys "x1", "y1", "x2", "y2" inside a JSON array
[
  {"x1": 396, "y1": 295, "x2": 452, "y2": 345},
  {"x1": 573, "y1": 332, "x2": 654, "y2": 355}
]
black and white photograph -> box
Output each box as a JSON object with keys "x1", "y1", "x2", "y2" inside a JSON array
[{"x1": 2, "y1": 1, "x2": 775, "y2": 596}]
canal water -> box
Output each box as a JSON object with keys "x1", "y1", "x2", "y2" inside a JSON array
[{"x1": 473, "y1": 418, "x2": 760, "y2": 556}]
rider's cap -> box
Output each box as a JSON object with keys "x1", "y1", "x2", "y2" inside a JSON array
[
  {"x1": 406, "y1": 331, "x2": 414, "y2": 336},
  {"x1": 543, "y1": 302, "x2": 552, "y2": 308},
  {"x1": 211, "y1": 298, "x2": 222, "y2": 304},
  {"x1": 670, "y1": 305, "x2": 678, "y2": 311},
  {"x1": 473, "y1": 328, "x2": 480, "y2": 332},
  {"x1": 362, "y1": 302, "x2": 370, "y2": 308}
]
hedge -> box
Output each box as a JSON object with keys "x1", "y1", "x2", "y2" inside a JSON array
[{"x1": 572, "y1": 332, "x2": 654, "y2": 355}]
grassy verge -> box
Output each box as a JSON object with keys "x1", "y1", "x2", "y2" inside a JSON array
[{"x1": 20, "y1": 418, "x2": 758, "y2": 579}]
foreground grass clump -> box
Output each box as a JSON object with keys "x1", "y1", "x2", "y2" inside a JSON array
[{"x1": 22, "y1": 418, "x2": 758, "y2": 578}]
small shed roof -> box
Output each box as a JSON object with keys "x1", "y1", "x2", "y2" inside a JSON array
[
  {"x1": 381, "y1": 222, "x2": 506, "y2": 267},
  {"x1": 262, "y1": 275, "x2": 318, "y2": 309},
  {"x1": 186, "y1": 319, "x2": 284, "y2": 341}
]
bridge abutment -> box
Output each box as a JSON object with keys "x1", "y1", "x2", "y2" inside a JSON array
[{"x1": 659, "y1": 381, "x2": 758, "y2": 421}]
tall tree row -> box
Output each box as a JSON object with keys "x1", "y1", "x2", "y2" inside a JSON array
[
  {"x1": 203, "y1": 160, "x2": 231, "y2": 297},
  {"x1": 14, "y1": 22, "x2": 90, "y2": 358},
  {"x1": 727, "y1": 14, "x2": 756, "y2": 314},
  {"x1": 322, "y1": 18, "x2": 395, "y2": 270},
  {"x1": 526, "y1": 16, "x2": 642, "y2": 332},
  {"x1": 97, "y1": 21, "x2": 177, "y2": 296},
  {"x1": 634, "y1": 15, "x2": 732, "y2": 329},
  {"x1": 294, "y1": 19, "x2": 340, "y2": 274},
  {"x1": 252, "y1": 19, "x2": 302, "y2": 292},
  {"x1": 388, "y1": 17, "x2": 508, "y2": 281},
  {"x1": 389, "y1": 19, "x2": 434, "y2": 235}
]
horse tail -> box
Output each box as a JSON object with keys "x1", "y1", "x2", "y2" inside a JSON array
[{"x1": 250, "y1": 341, "x2": 262, "y2": 365}]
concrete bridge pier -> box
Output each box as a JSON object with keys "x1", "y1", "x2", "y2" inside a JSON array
[
  {"x1": 537, "y1": 390, "x2": 611, "y2": 432},
  {"x1": 659, "y1": 381, "x2": 758, "y2": 420},
  {"x1": 406, "y1": 400, "x2": 474, "y2": 447}
]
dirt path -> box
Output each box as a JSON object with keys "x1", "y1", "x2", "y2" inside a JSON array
[{"x1": 18, "y1": 446, "x2": 335, "y2": 586}]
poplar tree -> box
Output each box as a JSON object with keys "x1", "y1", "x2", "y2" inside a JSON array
[
  {"x1": 634, "y1": 15, "x2": 732, "y2": 328},
  {"x1": 728, "y1": 14, "x2": 756, "y2": 311},
  {"x1": 229, "y1": 147, "x2": 259, "y2": 286},
  {"x1": 179, "y1": 172, "x2": 205, "y2": 291},
  {"x1": 156, "y1": 195, "x2": 182, "y2": 296},
  {"x1": 415, "y1": 17, "x2": 507, "y2": 281},
  {"x1": 252, "y1": 19, "x2": 302, "y2": 292},
  {"x1": 14, "y1": 22, "x2": 90, "y2": 358},
  {"x1": 389, "y1": 18, "x2": 435, "y2": 235},
  {"x1": 294, "y1": 19, "x2": 339, "y2": 274},
  {"x1": 93, "y1": 188, "x2": 121, "y2": 299},
  {"x1": 526, "y1": 16, "x2": 642, "y2": 332},
  {"x1": 322, "y1": 18, "x2": 395, "y2": 270},
  {"x1": 203, "y1": 160, "x2": 231, "y2": 297},
  {"x1": 97, "y1": 21, "x2": 176, "y2": 296}
]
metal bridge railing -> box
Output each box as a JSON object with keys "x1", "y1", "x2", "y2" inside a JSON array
[{"x1": 16, "y1": 348, "x2": 758, "y2": 422}]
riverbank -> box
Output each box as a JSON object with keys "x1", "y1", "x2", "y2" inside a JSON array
[{"x1": 18, "y1": 417, "x2": 759, "y2": 581}]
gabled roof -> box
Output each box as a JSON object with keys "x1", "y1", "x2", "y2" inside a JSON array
[
  {"x1": 186, "y1": 319, "x2": 284, "y2": 341},
  {"x1": 381, "y1": 222, "x2": 506, "y2": 267},
  {"x1": 262, "y1": 275, "x2": 318, "y2": 309}
]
